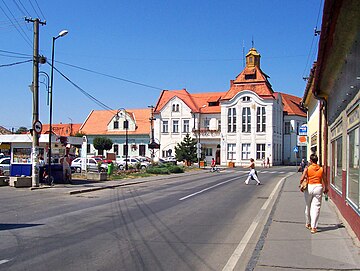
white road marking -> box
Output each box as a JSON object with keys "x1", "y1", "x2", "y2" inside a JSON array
[
  {"x1": 222, "y1": 176, "x2": 287, "y2": 271},
  {"x1": 0, "y1": 259, "x2": 11, "y2": 265},
  {"x1": 179, "y1": 177, "x2": 239, "y2": 201}
]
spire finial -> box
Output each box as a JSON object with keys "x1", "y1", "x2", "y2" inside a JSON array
[{"x1": 251, "y1": 36, "x2": 255, "y2": 48}]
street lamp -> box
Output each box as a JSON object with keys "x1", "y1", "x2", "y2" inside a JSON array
[
  {"x1": 116, "y1": 108, "x2": 129, "y2": 170},
  {"x1": 48, "y1": 29, "x2": 68, "y2": 181}
]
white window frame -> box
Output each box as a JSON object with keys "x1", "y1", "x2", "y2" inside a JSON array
[
  {"x1": 242, "y1": 107, "x2": 251, "y2": 133},
  {"x1": 242, "y1": 143, "x2": 251, "y2": 160},
  {"x1": 162, "y1": 120, "x2": 169, "y2": 133}
]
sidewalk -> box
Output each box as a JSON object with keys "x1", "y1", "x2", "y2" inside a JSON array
[{"x1": 252, "y1": 172, "x2": 360, "y2": 271}]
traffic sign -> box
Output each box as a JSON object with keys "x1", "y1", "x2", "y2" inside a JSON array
[
  {"x1": 293, "y1": 146, "x2": 299, "y2": 153},
  {"x1": 33, "y1": 120, "x2": 42, "y2": 134},
  {"x1": 299, "y1": 124, "x2": 308, "y2": 136}
]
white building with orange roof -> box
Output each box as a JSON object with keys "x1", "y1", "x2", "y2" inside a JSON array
[
  {"x1": 153, "y1": 47, "x2": 306, "y2": 166},
  {"x1": 79, "y1": 108, "x2": 152, "y2": 159}
]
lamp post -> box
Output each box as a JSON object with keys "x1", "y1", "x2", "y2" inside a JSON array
[
  {"x1": 116, "y1": 108, "x2": 129, "y2": 170},
  {"x1": 48, "y1": 30, "x2": 68, "y2": 181}
]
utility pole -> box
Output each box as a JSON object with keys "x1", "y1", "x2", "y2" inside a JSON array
[{"x1": 26, "y1": 17, "x2": 46, "y2": 187}]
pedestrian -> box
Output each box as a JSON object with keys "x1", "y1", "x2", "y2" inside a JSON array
[
  {"x1": 244, "y1": 158, "x2": 261, "y2": 185},
  {"x1": 299, "y1": 154, "x2": 328, "y2": 234},
  {"x1": 298, "y1": 158, "x2": 306, "y2": 172},
  {"x1": 262, "y1": 158, "x2": 266, "y2": 168},
  {"x1": 266, "y1": 157, "x2": 270, "y2": 168}
]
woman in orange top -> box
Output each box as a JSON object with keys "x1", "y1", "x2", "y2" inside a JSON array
[{"x1": 300, "y1": 154, "x2": 328, "y2": 233}]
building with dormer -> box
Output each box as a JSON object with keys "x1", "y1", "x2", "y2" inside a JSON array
[
  {"x1": 79, "y1": 108, "x2": 152, "y2": 158},
  {"x1": 153, "y1": 48, "x2": 306, "y2": 166}
]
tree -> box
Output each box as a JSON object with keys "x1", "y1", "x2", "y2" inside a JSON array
[
  {"x1": 175, "y1": 133, "x2": 197, "y2": 165},
  {"x1": 93, "y1": 137, "x2": 113, "y2": 156}
]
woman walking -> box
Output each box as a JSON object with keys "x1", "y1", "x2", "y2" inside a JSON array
[
  {"x1": 300, "y1": 154, "x2": 328, "y2": 233},
  {"x1": 244, "y1": 158, "x2": 261, "y2": 185}
]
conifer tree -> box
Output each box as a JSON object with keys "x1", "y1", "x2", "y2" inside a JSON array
[{"x1": 175, "y1": 133, "x2": 197, "y2": 164}]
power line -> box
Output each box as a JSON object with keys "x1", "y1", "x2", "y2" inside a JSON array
[
  {"x1": 50, "y1": 63, "x2": 115, "y2": 111},
  {"x1": 12, "y1": 0, "x2": 29, "y2": 17},
  {"x1": 0, "y1": 0, "x2": 32, "y2": 47},
  {"x1": 0, "y1": 49, "x2": 32, "y2": 57},
  {"x1": 0, "y1": 59, "x2": 32, "y2": 67},
  {"x1": 33, "y1": 0, "x2": 46, "y2": 20},
  {"x1": 56, "y1": 60, "x2": 164, "y2": 91},
  {"x1": 16, "y1": 0, "x2": 31, "y2": 17}
]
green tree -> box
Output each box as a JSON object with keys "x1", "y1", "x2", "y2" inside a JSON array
[
  {"x1": 174, "y1": 133, "x2": 197, "y2": 165},
  {"x1": 74, "y1": 131, "x2": 85, "y2": 137},
  {"x1": 93, "y1": 137, "x2": 113, "y2": 156}
]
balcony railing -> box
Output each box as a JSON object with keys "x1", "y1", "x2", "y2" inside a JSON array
[{"x1": 192, "y1": 128, "x2": 221, "y2": 137}]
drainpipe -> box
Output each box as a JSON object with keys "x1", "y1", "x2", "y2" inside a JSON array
[{"x1": 313, "y1": 93, "x2": 328, "y2": 177}]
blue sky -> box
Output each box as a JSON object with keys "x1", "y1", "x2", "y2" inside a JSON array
[{"x1": 1, "y1": 0, "x2": 323, "y2": 130}]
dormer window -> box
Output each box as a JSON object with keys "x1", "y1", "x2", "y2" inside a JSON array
[
  {"x1": 242, "y1": 96, "x2": 251, "y2": 102},
  {"x1": 172, "y1": 104, "x2": 180, "y2": 112},
  {"x1": 113, "y1": 120, "x2": 119, "y2": 129}
]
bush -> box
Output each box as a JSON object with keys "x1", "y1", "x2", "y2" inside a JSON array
[
  {"x1": 146, "y1": 166, "x2": 170, "y2": 175},
  {"x1": 168, "y1": 165, "x2": 184, "y2": 173}
]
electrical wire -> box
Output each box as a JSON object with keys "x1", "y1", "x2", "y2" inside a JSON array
[
  {"x1": 16, "y1": 0, "x2": 31, "y2": 17},
  {"x1": 0, "y1": 59, "x2": 32, "y2": 67},
  {"x1": 49, "y1": 62, "x2": 115, "y2": 112},
  {"x1": 0, "y1": 0, "x2": 32, "y2": 47},
  {"x1": 56, "y1": 60, "x2": 164, "y2": 91},
  {"x1": 302, "y1": 0, "x2": 323, "y2": 78},
  {"x1": 12, "y1": 0, "x2": 29, "y2": 17},
  {"x1": 33, "y1": 0, "x2": 46, "y2": 20}
]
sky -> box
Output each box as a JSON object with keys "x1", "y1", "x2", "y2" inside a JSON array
[{"x1": 1, "y1": 0, "x2": 323, "y2": 131}]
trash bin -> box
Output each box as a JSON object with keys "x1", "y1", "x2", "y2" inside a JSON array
[
  {"x1": 199, "y1": 161, "x2": 205, "y2": 168},
  {"x1": 228, "y1": 161, "x2": 235, "y2": 168},
  {"x1": 107, "y1": 162, "x2": 114, "y2": 176}
]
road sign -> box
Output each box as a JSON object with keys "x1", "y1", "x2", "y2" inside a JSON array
[
  {"x1": 299, "y1": 124, "x2": 308, "y2": 136},
  {"x1": 297, "y1": 135, "x2": 307, "y2": 146},
  {"x1": 293, "y1": 146, "x2": 299, "y2": 153},
  {"x1": 33, "y1": 120, "x2": 42, "y2": 134}
]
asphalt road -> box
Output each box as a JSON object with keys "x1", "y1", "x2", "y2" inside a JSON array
[{"x1": 0, "y1": 167, "x2": 293, "y2": 271}]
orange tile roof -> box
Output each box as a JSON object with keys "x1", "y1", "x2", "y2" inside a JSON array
[
  {"x1": 221, "y1": 66, "x2": 275, "y2": 101},
  {"x1": 41, "y1": 123, "x2": 81, "y2": 136},
  {"x1": 155, "y1": 89, "x2": 225, "y2": 114},
  {"x1": 79, "y1": 108, "x2": 151, "y2": 135},
  {"x1": 280, "y1": 93, "x2": 307, "y2": 117}
]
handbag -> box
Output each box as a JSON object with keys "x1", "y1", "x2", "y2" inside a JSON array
[
  {"x1": 299, "y1": 178, "x2": 308, "y2": 192},
  {"x1": 299, "y1": 168, "x2": 308, "y2": 192}
]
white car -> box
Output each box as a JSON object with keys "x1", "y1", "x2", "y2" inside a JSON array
[
  {"x1": 71, "y1": 158, "x2": 106, "y2": 173},
  {"x1": 116, "y1": 157, "x2": 149, "y2": 170},
  {"x1": 0, "y1": 157, "x2": 10, "y2": 175}
]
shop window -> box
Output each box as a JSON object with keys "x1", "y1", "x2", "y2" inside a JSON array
[
  {"x1": 331, "y1": 137, "x2": 343, "y2": 192},
  {"x1": 347, "y1": 127, "x2": 359, "y2": 210},
  {"x1": 12, "y1": 148, "x2": 31, "y2": 164}
]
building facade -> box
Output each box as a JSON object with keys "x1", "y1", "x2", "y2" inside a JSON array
[
  {"x1": 301, "y1": 0, "x2": 360, "y2": 239},
  {"x1": 154, "y1": 48, "x2": 306, "y2": 166},
  {"x1": 79, "y1": 108, "x2": 152, "y2": 159}
]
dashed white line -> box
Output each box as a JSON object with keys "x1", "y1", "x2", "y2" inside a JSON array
[
  {"x1": 0, "y1": 259, "x2": 12, "y2": 265},
  {"x1": 179, "y1": 177, "x2": 239, "y2": 201}
]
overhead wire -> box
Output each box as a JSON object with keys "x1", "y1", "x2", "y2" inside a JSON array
[
  {"x1": 0, "y1": 59, "x2": 32, "y2": 67},
  {"x1": 0, "y1": 0, "x2": 32, "y2": 48},
  {"x1": 33, "y1": 0, "x2": 46, "y2": 20},
  {"x1": 302, "y1": 0, "x2": 323, "y2": 78},
  {"x1": 56, "y1": 60, "x2": 164, "y2": 91},
  {"x1": 49, "y1": 62, "x2": 115, "y2": 112},
  {"x1": 12, "y1": 0, "x2": 29, "y2": 17}
]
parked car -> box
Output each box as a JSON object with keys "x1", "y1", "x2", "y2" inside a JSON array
[
  {"x1": 0, "y1": 157, "x2": 10, "y2": 176},
  {"x1": 71, "y1": 157, "x2": 107, "y2": 173},
  {"x1": 116, "y1": 157, "x2": 149, "y2": 170},
  {"x1": 163, "y1": 156, "x2": 177, "y2": 165}
]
